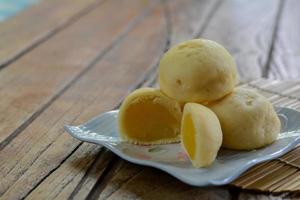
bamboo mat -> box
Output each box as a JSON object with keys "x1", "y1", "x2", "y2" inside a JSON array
[{"x1": 231, "y1": 79, "x2": 300, "y2": 194}]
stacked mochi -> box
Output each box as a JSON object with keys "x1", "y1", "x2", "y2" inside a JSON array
[{"x1": 118, "y1": 39, "x2": 281, "y2": 168}]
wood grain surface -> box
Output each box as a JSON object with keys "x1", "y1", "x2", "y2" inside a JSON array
[
  {"x1": 268, "y1": 0, "x2": 300, "y2": 79},
  {"x1": 0, "y1": 2, "x2": 167, "y2": 199},
  {"x1": 0, "y1": 0, "x2": 152, "y2": 149},
  {"x1": 200, "y1": 0, "x2": 282, "y2": 80},
  {"x1": 0, "y1": 0, "x2": 99, "y2": 68},
  {"x1": 0, "y1": 0, "x2": 299, "y2": 199}
]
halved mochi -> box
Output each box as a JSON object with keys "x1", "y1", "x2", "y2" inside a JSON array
[
  {"x1": 181, "y1": 103, "x2": 222, "y2": 168},
  {"x1": 118, "y1": 88, "x2": 182, "y2": 145}
]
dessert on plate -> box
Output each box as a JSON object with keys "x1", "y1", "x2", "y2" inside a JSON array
[{"x1": 118, "y1": 39, "x2": 280, "y2": 168}]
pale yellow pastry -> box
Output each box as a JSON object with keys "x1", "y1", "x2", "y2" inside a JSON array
[
  {"x1": 118, "y1": 88, "x2": 182, "y2": 144},
  {"x1": 209, "y1": 88, "x2": 281, "y2": 150},
  {"x1": 159, "y1": 39, "x2": 237, "y2": 103},
  {"x1": 181, "y1": 103, "x2": 222, "y2": 168}
]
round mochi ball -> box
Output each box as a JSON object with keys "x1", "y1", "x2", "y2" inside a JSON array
[
  {"x1": 159, "y1": 39, "x2": 238, "y2": 103},
  {"x1": 208, "y1": 88, "x2": 281, "y2": 150}
]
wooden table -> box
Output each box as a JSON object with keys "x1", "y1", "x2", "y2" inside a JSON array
[{"x1": 0, "y1": 0, "x2": 299, "y2": 199}]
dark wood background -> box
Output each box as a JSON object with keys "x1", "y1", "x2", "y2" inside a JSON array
[{"x1": 0, "y1": 0, "x2": 299, "y2": 199}]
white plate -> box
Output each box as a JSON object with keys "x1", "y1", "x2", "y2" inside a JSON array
[{"x1": 65, "y1": 107, "x2": 300, "y2": 186}]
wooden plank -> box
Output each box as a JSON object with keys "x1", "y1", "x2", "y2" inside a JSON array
[
  {"x1": 268, "y1": 0, "x2": 300, "y2": 79},
  {"x1": 0, "y1": 0, "x2": 152, "y2": 148},
  {"x1": 0, "y1": 0, "x2": 99, "y2": 67},
  {"x1": 69, "y1": 159, "x2": 128, "y2": 200},
  {"x1": 166, "y1": 0, "x2": 220, "y2": 45},
  {"x1": 238, "y1": 192, "x2": 288, "y2": 200},
  {"x1": 97, "y1": 161, "x2": 143, "y2": 200},
  {"x1": 97, "y1": 162, "x2": 232, "y2": 200},
  {"x1": 26, "y1": 146, "x2": 115, "y2": 200},
  {"x1": 0, "y1": 3, "x2": 168, "y2": 199},
  {"x1": 200, "y1": 0, "x2": 281, "y2": 80},
  {"x1": 104, "y1": 166, "x2": 231, "y2": 200}
]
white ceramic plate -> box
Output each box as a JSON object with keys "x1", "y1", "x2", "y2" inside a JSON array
[{"x1": 65, "y1": 107, "x2": 300, "y2": 186}]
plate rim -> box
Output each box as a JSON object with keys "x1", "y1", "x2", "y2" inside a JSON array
[{"x1": 64, "y1": 106, "x2": 300, "y2": 186}]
